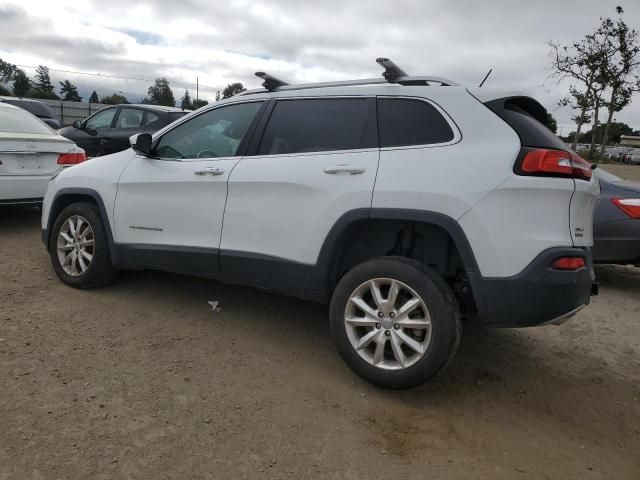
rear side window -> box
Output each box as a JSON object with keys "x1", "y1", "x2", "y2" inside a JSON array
[
  {"x1": 258, "y1": 98, "x2": 376, "y2": 155},
  {"x1": 378, "y1": 98, "x2": 455, "y2": 148},
  {"x1": 486, "y1": 99, "x2": 566, "y2": 150}
]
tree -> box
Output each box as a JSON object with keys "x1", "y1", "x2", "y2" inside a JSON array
[
  {"x1": 59, "y1": 80, "x2": 82, "y2": 102},
  {"x1": 546, "y1": 112, "x2": 558, "y2": 134},
  {"x1": 30, "y1": 65, "x2": 59, "y2": 99},
  {"x1": 0, "y1": 84, "x2": 10, "y2": 96},
  {"x1": 101, "y1": 92, "x2": 129, "y2": 105},
  {"x1": 12, "y1": 69, "x2": 30, "y2": 97},
  {"x1": 222, "y1": 83, "x2": 246, "y2": 99},
  {"x1": 191, "y1": 99, "x2": 208, "y2": 109},
  {"x1": 180, "y1": 89, "x2": 192, "y2": 110},
  {"x1": 548, "y1": 22, "x2": 615, "y2": 155},
  {"x1": 598, "y1": 7, "x2": 640, "y2": 153},
  {"x1": 89, "y1": 90, "x2": 100, "y2": 103},
  {"x1": 145, "y1": 77, "x2": 175, "y2": 107},
  {"x1": 0, "y1": 58, "x2": 17, "y2": 83}
]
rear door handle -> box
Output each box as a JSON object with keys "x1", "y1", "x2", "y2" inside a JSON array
[
  {"x1": 323, "y1": 165, "x2": 366, "y2": 175},
  {"x1": 194, "y1": 167, "x2": 225, "y2": 176}
]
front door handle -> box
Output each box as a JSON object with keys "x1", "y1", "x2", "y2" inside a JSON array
[
  {"x1": 323, "y1": 165, "x2": 366, "y2": 175},
  {"x1": 194, "y1": 167, "x2": 225, "y2": 176}
]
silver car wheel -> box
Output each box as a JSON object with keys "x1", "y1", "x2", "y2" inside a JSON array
[
  {"x1": 56, "y1": 215, "x2": 95, "y2": 277},
  {"x1": 344, "y1": 278, "x2": 432, "y2": 370}
]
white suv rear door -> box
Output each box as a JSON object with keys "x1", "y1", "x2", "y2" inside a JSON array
[
  {"x1": 113, "y1": 101, "x2": 265, "y2": 258},
  {"x1": 221, "y1": 97, "x2": 379, "y2": 268}
]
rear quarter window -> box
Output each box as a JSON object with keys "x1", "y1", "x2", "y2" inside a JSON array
[{"x1": 378, "y1": 98, "x2": 455, "y2": 148}]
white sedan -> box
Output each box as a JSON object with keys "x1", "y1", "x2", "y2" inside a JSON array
[{"x1": 0, "y1": 102, "x2": 86, "y2": 205}]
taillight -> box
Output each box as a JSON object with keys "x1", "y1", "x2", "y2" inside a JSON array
[
  {"x1": 552, "y1": 257, "x2": 586, "y2": 270},
  {"x1": 519, "y1": 149, "x2": 592, "y2": 181},
  {"x1": 57, "y1": 148, "x2": 87, "y2": 165},
  {"x1": 611, "y1": 198, "x2": 640, "y2": 219}
]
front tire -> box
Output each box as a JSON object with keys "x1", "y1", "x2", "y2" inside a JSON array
[
  {"x1": 330, "y1": 257, "x2": 461, "y2": 389},
  {"x1": 49, "y1": 202, "x2": 117, "y2": 288}
]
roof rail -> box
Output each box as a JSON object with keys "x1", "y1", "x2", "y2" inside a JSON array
[{"x1": 240, "y1": 58, "x2": 459, "y2": 95}]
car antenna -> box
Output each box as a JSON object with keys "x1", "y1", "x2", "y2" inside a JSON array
[{"x1": 479, "y1": 68, "x2": 493, "y2": 88}]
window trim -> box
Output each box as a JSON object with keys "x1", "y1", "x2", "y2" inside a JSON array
[
  {"x1": 150, "y1": 99, "x2": 267, "y2": 161},
  {"x1": 376, "y1": 96, "x2": 461, "y2": 151},
  {"x1": 251, "y1": 96, "x2": 378, "y2": 158}
]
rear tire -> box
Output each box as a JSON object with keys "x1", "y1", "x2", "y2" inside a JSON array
[
  {"x1": 329, "y1": 257, "x2": 460, "y2": 389},
  {"x1": 49, "y1": 202, "x2": 117, "y2": 288}
]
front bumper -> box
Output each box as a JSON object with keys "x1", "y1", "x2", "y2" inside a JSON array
[{"x1": 469, "y1": 247, "x2": 596, "y2": 327}]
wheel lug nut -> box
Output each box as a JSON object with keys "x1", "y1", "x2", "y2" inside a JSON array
[
  {"x1": 389, "y1": 312, "x2": 395, "y2": 318},
  {"x1": 375, "y1": 323, "x2": 381, "y2": 329},
  {"x1": 393, "y1": 324, "x2": 399, "y2": 330},
  {"x1": 384, "y1": 330, "x2": 391, "y2": 337},
  {"x1": 377, "y1": 312, "x2": 384, "y2": 318}
]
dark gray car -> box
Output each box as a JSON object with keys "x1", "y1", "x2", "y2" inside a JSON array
[{"x1": 593, "y1": 168, "x2": 640, "y2": 265}]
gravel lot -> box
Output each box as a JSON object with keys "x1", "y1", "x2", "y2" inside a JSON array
[{"x1": 1, "y1": 164, "x2": 639, "y2": 479}]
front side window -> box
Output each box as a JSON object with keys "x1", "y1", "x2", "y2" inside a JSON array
[
  {"x1": 378, "y1": 98, "x2": 455, "y2": 148},
  {"x1": 155, "y1": 102, "x2": 263, "y2": 159},
  {"x1": 115, "y1": 108, "x2": 144, "y2": 128},
  {"x1": 257, "y1": 98, "x2": 375, "y2": 155},
  {"x1": 86, "y1": 108, "x2": 117, "y2": 130}
]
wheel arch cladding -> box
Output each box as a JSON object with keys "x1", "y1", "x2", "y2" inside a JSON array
[
  {"x1": 45, "y1": 188, "x2": 117, "y2": 260},
  {"x1": 316, "y1": 208, "x2": 483, "y2": 309}
]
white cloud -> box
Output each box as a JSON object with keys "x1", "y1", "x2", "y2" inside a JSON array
[{"x1": 1, "y1": 0, "x2": 639, "y2": 132}]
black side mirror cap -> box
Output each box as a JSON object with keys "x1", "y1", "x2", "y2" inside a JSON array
[
  {"x1": 130, "y1": 133, "x2": 153, "y2": 156},
  {"x1": 591, "y1": 163, "x2": 598, "y2": 170},
  {"x1": 72, "y1": 120, "x2": 82, "y2": 129}
]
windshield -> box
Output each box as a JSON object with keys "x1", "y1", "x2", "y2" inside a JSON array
[
  {"x1": 0, "y1": 106, "x2": 54, "y2": 135},
  {"x1": 595, "y1": 168, "x2": 622, "y2": 183}
]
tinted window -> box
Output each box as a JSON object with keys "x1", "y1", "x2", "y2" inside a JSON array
[
  {"x1": 145, "y1": 111, "x2": 160, "y2": 125},
  {"x1": 378, "y1": 98, "x2": 454, "y2": 147},
  {"x1": 258, "y1": 98, "x2": 375, "y2": 155},
  {"x1": 155, "y1": 101, "x2": 262, "y2": 159},
  {"x1": 0, "y1": 106, "x2": 52, "y2": 134},
  {"x1": 86, "y1": 109, "x2": 116, "y2": 129},
  {"x1": 115, "y1": 108, "x2": 144, "y2": 128},
  {"x1": 499, "y1": 104, "x2": 567, "y2": 150}
]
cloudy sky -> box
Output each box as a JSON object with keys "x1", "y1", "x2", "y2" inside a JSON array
[{"x1": 1, "y1": 0, "x2": 639, "y2": 134}]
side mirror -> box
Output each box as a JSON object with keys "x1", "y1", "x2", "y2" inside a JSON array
[
  {"x1": 72, "y1": 120, "x2": 82, "y2": 129},
  {"x1": 591, "y1": 163, "x2": 598, "y2": 170},
  {"x1": 130, "y1": 133, "x2": 153, "y2": 156}
]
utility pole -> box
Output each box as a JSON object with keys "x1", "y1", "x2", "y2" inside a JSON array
[{"x1": 196, "y1": 77, "x2": 199, "y2": 103}]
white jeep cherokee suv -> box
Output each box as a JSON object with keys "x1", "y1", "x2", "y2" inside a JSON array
[{"x1": 41, "y1": 59, "x2": 600, "y2": 389}]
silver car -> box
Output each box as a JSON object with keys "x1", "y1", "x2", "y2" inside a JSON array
[{"x1": 0, "y1": 102, "x2": 85, "y2": 206}]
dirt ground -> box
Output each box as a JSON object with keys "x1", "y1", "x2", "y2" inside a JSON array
[{"x1": 1, "y1": 165, "x2": 639, "y2": 479}]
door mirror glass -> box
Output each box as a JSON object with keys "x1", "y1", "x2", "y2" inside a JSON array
[
  {"x1": 72, "y1": 120, "x2": 82, "y2": 129},
  {"x1": 130, "y1": 133, "x2": 153, "y2": 156}
]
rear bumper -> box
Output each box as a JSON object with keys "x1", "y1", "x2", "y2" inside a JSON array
[
  {"x1": 469, "y1": 247, "x2": 595, "y2": 327},
  {"x1": 594, "y1": 220, "x2": 640, "y2": 265}
]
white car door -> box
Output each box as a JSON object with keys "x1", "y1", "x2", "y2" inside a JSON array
[
  {"x1": 221, "y1": 97, "x2": 379, "y2": 280},
  {"x1": 113, "y1": 101, "x2": 265, "y2": 271}
]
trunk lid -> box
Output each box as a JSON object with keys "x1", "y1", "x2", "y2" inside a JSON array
[{"x1": 0, "y1": 133, "x2": 74, "y2": 176}]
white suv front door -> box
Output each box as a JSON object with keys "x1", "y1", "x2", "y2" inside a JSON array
[
  {"x1": 221, "y1": 97, "x2": 379, "y2": 273},
  {"x1": 113, "y1": 101, "x2": 265, "y2": 266}
]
